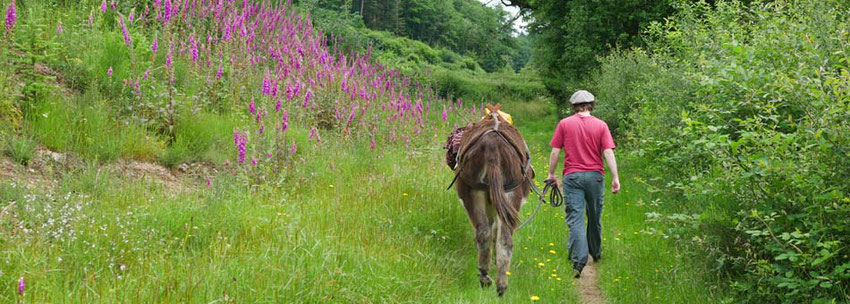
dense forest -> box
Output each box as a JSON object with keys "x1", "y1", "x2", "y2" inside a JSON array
[{"x1": 302, "y1": 0, "x2": 526, "y2": 73}]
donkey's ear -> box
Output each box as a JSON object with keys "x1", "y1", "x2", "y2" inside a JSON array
[{"x1": 485, "y1": 104, "x2": 496, "y2": 113}]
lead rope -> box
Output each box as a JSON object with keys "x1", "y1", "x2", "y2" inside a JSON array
[{"x1": 516, "y1": 178, "x2": 563, "y2": 231}]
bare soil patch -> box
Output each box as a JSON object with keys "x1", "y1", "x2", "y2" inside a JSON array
[{"x1": 578, "y1": 257, "x2": 606, "y2": 304}]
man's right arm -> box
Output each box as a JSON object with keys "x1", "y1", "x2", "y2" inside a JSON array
[{"x1": 547, "y1": 148, "x2": 561, "y2": 181}]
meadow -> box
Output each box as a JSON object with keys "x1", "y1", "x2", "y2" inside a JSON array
[{"x1": 6, "y1": 0, "x2": 846, "y2": 303}]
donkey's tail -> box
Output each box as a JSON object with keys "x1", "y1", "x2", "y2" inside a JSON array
[{"x1": 486, "y1": 150, "x2": 518, "y2": 230}]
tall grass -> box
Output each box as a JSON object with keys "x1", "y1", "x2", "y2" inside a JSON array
[
  {"x1": 3, "y1": 134, "x2": 36, "y2": 166},
  {"x1": 161, "y1": 112, "x2": 236, "y2": 167},
  {"x1": 28, "y1": 92, "x2": 162, "y2": 162}
]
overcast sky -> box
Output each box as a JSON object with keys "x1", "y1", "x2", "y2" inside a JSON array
[{"x1": 478, "y1": 0, "x2": 528, "y2": 34}]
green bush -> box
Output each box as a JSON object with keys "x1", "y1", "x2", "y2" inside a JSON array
[
  {"x1": 590, "y1": 1, "x2": 850, "y2": 302},
  {"x1": 431, "y1": 68, "x2": 545, "y2": 103}
]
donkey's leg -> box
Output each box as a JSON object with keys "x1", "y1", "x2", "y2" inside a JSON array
[
  {"x1": 495, "y1": 217, "x2": 514, "y2": 296},
  {"x1": 495, "y1": 191, "x2": 519, "y2": 297},
  {"x1": 461, "y1": 186, "x2": 495, "y2": 287}
]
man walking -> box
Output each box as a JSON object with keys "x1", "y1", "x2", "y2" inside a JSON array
[{"x1": 547, "y1": 90, "x2": 620, "y2": 278}]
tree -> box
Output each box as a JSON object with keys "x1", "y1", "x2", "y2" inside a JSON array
[{"x1": 506, "y1": 0, "x2": 675, "y2": 100}]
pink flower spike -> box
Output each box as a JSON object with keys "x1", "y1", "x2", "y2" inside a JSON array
[
  {"x1": 107, "y1": 66, "x2": 113, "y2": 77},
  {"x1": 249, "y1": 100, "x2": 256, "y2": 115},
  {"x1": 118, "y1": 15, "x2": 132, "y2": 47},
  {"x1": 302, "y1": 89, "x2": 313, "y2": 108},
  {"x1": 290, "y1": 142, "x2": 297, "y2": 154},
  {"x1": 151, "y1": 35, "x2": 158, "y2": 54},
  {"x1": 5, "y1": 0, "x2": 16, "y2": 33},
  {"x1": 166, "y1": 42, "x2": 173, "y2": 67},
  {"x1": 17, "y1": 277, "x2": 24, "y2": 296},
  {"x1": 56, "y1": 20, "x2": 63, "y2": 34},
  {"x1": 442, "y1": 105, "x2": 447, "y2": 122},
  {"x1": 100, "y1": 0, "x2": 107, "y2": 13}
]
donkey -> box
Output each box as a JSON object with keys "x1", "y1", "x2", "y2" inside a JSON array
[{"x1": 453, "y1": 104, "x2": 531, "y2": 297}]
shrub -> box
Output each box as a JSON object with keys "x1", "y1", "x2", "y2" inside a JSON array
[{"x1": 590, "y1": 0, "x2": 850, "y2": 302}]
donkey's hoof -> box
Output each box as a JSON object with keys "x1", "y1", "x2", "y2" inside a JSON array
[
  {"x1": 497, "y1": 285, "x2": 507, "y2": 297},
  {"x1": 479, "y1": 275, "x2": 492, "y2": 288}
]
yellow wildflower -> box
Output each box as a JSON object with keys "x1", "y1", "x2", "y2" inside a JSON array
[
  {"x1": 549, "y1": 242, "x2": 555, "y2": 246},
  {"x1": 329, "y1": 184, "x2": 334, "y2": 188},
  {"x1": 506, "y1": 272, "x2": 511, "y2": 276},
  {"x1": 530, "y1": 295, "x2": 540, "y2": 301},
  {"x1": 549, "y1": 250, "x2": 556, "y2": 254},
  {"x1": 538, "y1": 262, "x2": 545, "y2": 267},
  {"x1": 403, "y1": 193, "x2": 408, "y2": 196}
]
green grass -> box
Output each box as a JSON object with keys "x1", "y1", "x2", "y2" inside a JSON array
[
  {"x1": 1, "y1": 97, "x2": 728, "y2": 303},
  {"x1": 4, "y1": 134, "x2": 37, "y2": 166},
  {"x1": 595, "y1": 168, "x2": 726, "y2": 303},
  {"x1": 0, "y1": 139, "x2": 580, "y2": 303},
  {"x1": 27, "y1": 92, "x2": 164, "y2": 162},
  {"x1": 161, "y1": 112, "x2": 236, "y2": 167}
]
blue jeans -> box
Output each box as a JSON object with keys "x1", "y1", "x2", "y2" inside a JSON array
[{"x1": 562, "y1": 172, "x2": 605, "y2": 270}]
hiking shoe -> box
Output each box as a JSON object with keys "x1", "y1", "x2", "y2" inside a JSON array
[
  {"x1": 573, "y1": 264, "x2": 584, "y2": 279},
  {"x1": 592, "y1": 254, "x2": 601, "y2": 263}
]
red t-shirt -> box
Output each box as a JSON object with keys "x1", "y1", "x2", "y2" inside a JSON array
[{"x1": 549, "y1": 114, "x2": 616, "y2": 175}]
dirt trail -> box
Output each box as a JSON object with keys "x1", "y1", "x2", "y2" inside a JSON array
[{"x1": 578, "y1": 257, "x2": 606, "y2": 304}]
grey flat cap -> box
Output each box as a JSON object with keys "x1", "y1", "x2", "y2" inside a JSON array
[{"x1": 569, "y1": 90, "x2": 595, "y2": 104}]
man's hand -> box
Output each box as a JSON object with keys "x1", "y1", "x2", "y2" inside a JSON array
[
  {"x1": 546, "y1": 173, "x2": 559, "y2": 187},
  {"x1": 611, "y1": 177, "x2": 621, "y2": 194}
]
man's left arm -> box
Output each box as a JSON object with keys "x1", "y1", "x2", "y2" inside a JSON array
[
  {"x1": 601, "y1": 124, "x2": 619, "y2": 193},
  {"x1": 604, "y1": 149, "x2": 620, "y2": 193}
]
